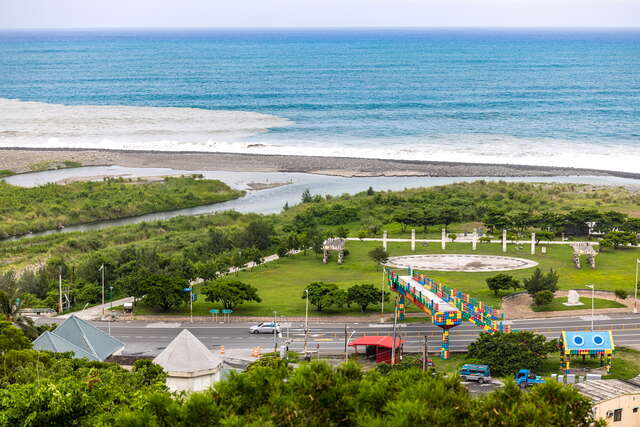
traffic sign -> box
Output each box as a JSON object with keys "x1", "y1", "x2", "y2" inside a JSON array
[
  {"x1": 192, "y1": 294, "x2": 197, "y2": 302},
  {"x1": 209, "y1": 309, "x2": 220, "y2": 314},
  {"x1": 222, "y1": 309, "x2": 233, "y2": 314},
  {"x1": 183, "y1": 287, "x2": 192, "y2": 292}
]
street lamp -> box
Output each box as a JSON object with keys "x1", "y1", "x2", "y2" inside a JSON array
[
  {"x1": 634, "y1": 259, "x2": 639, "y2": 314},
  {"x1": 586, "y1": 284, "x2": 595, "y2": 331},
  {"x1": 273, "y1": 311, "x2": 278, "y2": 352},
  {"x1": 380, "y1": 267, "x2": 386, "y2": 323},
  {"x1": 304, "y1": 289, "x2": 309, "y2": 354},
  {"x1": 108, "y1": 285, "x2": 114, "y2": 336}
]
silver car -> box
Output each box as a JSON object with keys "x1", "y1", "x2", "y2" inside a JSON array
[{"x1": 249, "y1": 322, "x2": 281, "y2": 334}]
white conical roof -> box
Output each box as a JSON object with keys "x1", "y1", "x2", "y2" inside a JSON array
[{"x1": 153, "y1": 329, "x2": 223, "y2": 374}]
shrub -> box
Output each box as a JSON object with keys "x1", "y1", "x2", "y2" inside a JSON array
[
  {"x1": 533, "y1": 290, "x2": 554, "y2": 306},
  {"x1": 615, "y1": 289, "x2": 629, "y2": 300}
]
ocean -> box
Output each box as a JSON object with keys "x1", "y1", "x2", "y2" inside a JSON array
[{"x1": 0, "y1": 28, "x2": 639, "y2": 172}]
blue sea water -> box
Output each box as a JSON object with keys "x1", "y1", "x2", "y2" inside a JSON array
[{"x1": 0, "y1": 28, "x2": 639, "y2": 171}]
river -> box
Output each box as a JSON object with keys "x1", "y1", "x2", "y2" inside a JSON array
[{"x1": 4, "y1": 166, "x2": 640, "y2": 241}]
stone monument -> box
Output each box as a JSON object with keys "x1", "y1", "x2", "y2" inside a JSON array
[{"x1": 563, "y1": 290, "x2": 584, "y2": 307}]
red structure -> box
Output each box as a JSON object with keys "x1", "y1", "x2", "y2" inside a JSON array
[{"x1": 348, "y1": 336, "x2": 405, "y2": 363}]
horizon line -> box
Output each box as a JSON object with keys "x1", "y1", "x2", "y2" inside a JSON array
[{"x1": 1, "y1": 25, "x2": 640, "y2": 31}]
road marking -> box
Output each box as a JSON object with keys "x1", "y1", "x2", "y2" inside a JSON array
[{"x1": 146, "y1": 322, "x2": 181, "y2": 328}]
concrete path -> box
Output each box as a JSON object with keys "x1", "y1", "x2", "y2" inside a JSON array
[{"x1": 57, "y1": 296, "x2": 134, "y2": 320}]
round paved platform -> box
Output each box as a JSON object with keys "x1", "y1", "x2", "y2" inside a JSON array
[{"x1": 386, "y1": 254, "x2": 538, "y2": 272}]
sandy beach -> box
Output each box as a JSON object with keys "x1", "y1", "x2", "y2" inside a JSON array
[{"x1": 1, "y1": 148, "x2": 638, "y2": 180}]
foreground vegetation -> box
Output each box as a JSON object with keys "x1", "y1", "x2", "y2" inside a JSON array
[
  {"x1": 0, "y1": 322, "x2": 602, "y2": 427},
  {"x1": 0, "y1": 176, "x2": 243, "y2": 237}
]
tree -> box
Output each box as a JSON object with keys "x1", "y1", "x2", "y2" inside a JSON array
[
  {"x1": 486, "y1": 274, "x2": 520, "y2": 297},
  {"x1": 523, "y1": 268, "x2": 559, "y2": 296},
  {"x1": 334, "y1": 226, "x2": 349, "y2": 239},
  {"x1": 346, "y1": 284, "x2": 386, "y2": 312},
  {"x1": 467, "y1": 331, "x2": 558, "y2": 376},
  {"x1": 366, "y1": 186, "x2": 375, "y2": 196},
  {"x1": 241, "y1": 220, "x2": 274, "y2": 250},
  {"x1": 0, "y1": 320, "x2": 31, "y2": 354},
  {"x1": 533, "y1": 290, "x2": 554, "y2": 306},
  {"x1": 449, "y1": 233, "x2": 457, "y2": 243},
  {"x1": 142, "y1": 274, "x2": 188, "y2": 311},
  {"x1": 301, "y1": 189, "x2": 312, "y2": 203},
  {"x1": 368, "y1": 247, "x2": 389, "y2": 270},
  {"x1": 202, "y1": 279, "x2": 261, "y2": 310},
  {"x1": 615, "y1": 289, "x2": 629, "y2": 300},
  {"x1": 302, "y1": 282, "x2": 346, "y2": 312},
  {"x1": 535, "y1": 230, "x2": 555, "y2": 244},
  {"x1": 600, "y1": 231, "x2": 638, "y2": 250}
]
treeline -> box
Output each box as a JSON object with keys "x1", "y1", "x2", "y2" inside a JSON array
[
  {"x1": 0, "y1": 209, "x2": 333, "y2": 312},
  {"x1": 0, "y1": 176, "x2": 244, "y2": 237},
  {"x1": 0, "y1": 322, "x2": 600, "y2": 426},
  {"x1": 289, "y1": 181, "x2": 640, "y2": 238}
]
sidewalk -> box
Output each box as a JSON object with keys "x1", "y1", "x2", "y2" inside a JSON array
[{"x1": 57, "y1": 296, "x2": 133, "y2": 321}]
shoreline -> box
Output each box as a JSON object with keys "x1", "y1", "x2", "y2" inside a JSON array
[{"x1": 1, "y1": 147, "x2": 639, "y2": 180}]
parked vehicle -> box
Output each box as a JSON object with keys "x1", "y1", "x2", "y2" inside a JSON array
[
  {"x1": 459, "y1": 364, "x2": 492, "y2": 384},
  {"x1": 249, "y1": 322, "x2": 281, "y2": 334},
  {"x1": 515, "y1": 369, "x2": 546, "y2": 388}
]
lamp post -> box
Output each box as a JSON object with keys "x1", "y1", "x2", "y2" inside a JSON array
[
  {"x1": 273, "y1": 311, "x2": 278, "y2": 353},
  {"x1": 586, "y1": 284, "x2": 595, "y2": 331},
  {"x1": 99, "y1": 264, "x2": 105, "y2": 319},
  {"x1": 304, "y1": 289, "x2": 309, "y2": 354},
  {"x1": 108, "y1": 285, "x2": 113, "y2": 336},
  {"x1": 380, "y1": 267, "x2": 386, "y2": 323},
  {"x1": 635, "y1": 259, "x2": 639, "y2": 314}
]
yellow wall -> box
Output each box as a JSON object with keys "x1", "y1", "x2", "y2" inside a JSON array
[{"x1": 593, "y1": 394, "x2": 640, "y2": 427}]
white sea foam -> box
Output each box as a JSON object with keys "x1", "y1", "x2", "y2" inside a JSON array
[
  {"x1": 0, "y1": 98, "x2": 292, "y2": 150},
  {"x1": 1, "y1": 98, "x2": 638, "y2": 174}
]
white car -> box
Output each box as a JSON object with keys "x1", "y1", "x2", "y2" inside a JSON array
[{"x1": 250, "y1": 322, "x2": 281, "y2": 334}]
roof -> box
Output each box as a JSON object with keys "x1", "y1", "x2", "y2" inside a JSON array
[
  {"x1": 575, "y1": 378, "x2": 640, "y2": 403},
  {"x1": 348, "y1": 336, "x2": 405, "y2": 349},
  {"x1": 32, "y1": 315, "x2": 124, "y2": 361},
  {"x1": 152, "y1": 329, "x2": 223, "y2": 375},
  {"x1": 33, "y1": 331, "x2": 97, "y2": 360},
  {"x1": 400, "y1": 276, "x2": 458, "y2": 313},
  {"x1": 562, "y1": 331, "x2": 614, "y2": 351}
]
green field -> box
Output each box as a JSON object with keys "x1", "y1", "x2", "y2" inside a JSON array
[
  {"x1": 132, "y1": 240, "x2": 640, "y2": 317},
  {"x1": 532, "y1": 297, "x2": 626, "y2": 312}
]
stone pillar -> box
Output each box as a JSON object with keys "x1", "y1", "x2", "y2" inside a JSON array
[
  {"x1": 502, "y1": 229, "x2": 507, "y2": 253},
  {"x1": 472, "y1": 233, "x2": 477, "y2": 251},
  {"x1": 383, "y1": 231, "x2": 388, "y2": 251},
  {"x1": 441, "y1": 228, "x2": 446, "y2": 250},
  {"x1": 411, "y1": 229, "x2": 416, "y2": 251},
  {"x1": 531, "y1": 232, "x2": 536, "y2": 255}
]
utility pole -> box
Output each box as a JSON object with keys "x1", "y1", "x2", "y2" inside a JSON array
[
  {"x1": 58, "y1": 268, "x2": 63, "y2": 314},
  {"x1": 108, "y1": 285, "x2": 113, "y2": 336},
  {"x1": 635, "y1": 259, "x2": 639, "y2": 314},
  {"x1": 100, "y1": 264, "x2": 105, "y2": 319},
  {"x1": 273, "y1": 311, "x2": 278, "y2": 353},
  {"x1": 423, "y1": 335, "x2": 428, "y2": 371},
  {"x1": 190, "y1": 287, "x2": 193, "y2": 323},
  {"x1": 380, "y1": 267, "x2": 386, "y2": 323},
  {"x1": 391, "y1": 296, "x2": 399, "y2": 364},
  {"x1": 344, "y1": 324, "x2": 348, "y2": 362},
  {"x1": 304, "y1": 289, "x2": 309, "y2": 355}
]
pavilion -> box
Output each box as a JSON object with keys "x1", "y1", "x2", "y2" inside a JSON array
[{"x1": 348, "y1": 335, "x2": 405, "y2": 364}]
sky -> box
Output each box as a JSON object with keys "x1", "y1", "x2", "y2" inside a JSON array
[{"x1": 0, "y1": 0, "x2": 639, "y2": 29}]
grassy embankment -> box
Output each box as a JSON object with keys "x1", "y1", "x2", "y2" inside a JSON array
[
  {"x1": 0, "y1": 176, "x2": 244, "y2": 238},
  {"x1": 532, "y1": 297, "x2": 625, "y2": 312},
  {"x1": 132, "y1": 240, "x2": 640, "y2": 317}
]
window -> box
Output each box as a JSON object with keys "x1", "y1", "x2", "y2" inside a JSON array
[
  {"x1": 614, "y1": 408, "x2": 623, "y2": 422},
  {"x1": 633, "y1": 407, "x2": 638, "y2": 413}
]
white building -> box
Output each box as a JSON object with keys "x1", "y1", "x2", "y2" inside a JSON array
[{"x1": 152, "y1": 329, "x2": 223, "y2": 392}]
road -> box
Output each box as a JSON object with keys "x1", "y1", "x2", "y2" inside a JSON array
[{"x1": 90, "y1": 313, "x2": 640, "y2": 357}]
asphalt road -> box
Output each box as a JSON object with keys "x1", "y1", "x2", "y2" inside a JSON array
[{"x1": 91, "y1": 313, "x2": 640, "y2": 357}]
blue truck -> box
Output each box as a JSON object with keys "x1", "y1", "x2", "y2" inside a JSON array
[
  {"x1": 459, "y1": 364, "x2": 492, "y2": 384},
  {"x1": 515, "y1": 369, "x2": 546, "y2": 388}
]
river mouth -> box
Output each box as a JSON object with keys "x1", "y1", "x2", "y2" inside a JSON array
[{"x1": 4, "y1": 166, "x2": 640, "y2": 242}]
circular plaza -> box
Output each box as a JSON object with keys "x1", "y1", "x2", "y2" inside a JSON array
[{"x1": 385, "y1": 254, "x2": 538, "y2": 273}]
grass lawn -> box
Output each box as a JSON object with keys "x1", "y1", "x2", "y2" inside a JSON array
[
  {"x1": 532, "y1": 297, "x2": 625, "y2": 312},
  {"x1": 537, "y1": 348, "x2": 640, "y2": 380},
  {"x1": 133, "y1": 240, "x2": 640, "y2": 317}
]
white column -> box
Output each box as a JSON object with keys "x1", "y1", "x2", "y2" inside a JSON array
[
  {"x1": 411, "y1": 229, "x2": 416, "y2": 252},
  {"x1": 383, "y1": 231, "x2": 388, "y2": 251},
  {"x1": 502, "y1": 229, "x2": 507, "y2": 253},
  {"x1": 531, "y1": 232, "x2": 536, "y2": 255},
  {"x1": 472, "y1": 233, "x2": 477, "y2": 251},
  {"x1": 441, "y1": 228, "x2": 446, "y2": 250}
]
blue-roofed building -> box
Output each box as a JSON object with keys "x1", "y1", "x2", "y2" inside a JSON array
[
  {"x1": 33, "y1": 315, "x2": 124, "y2": 361},
  {"x1": 561, "y1": 330, "x2": 615, "y2": 374}
]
